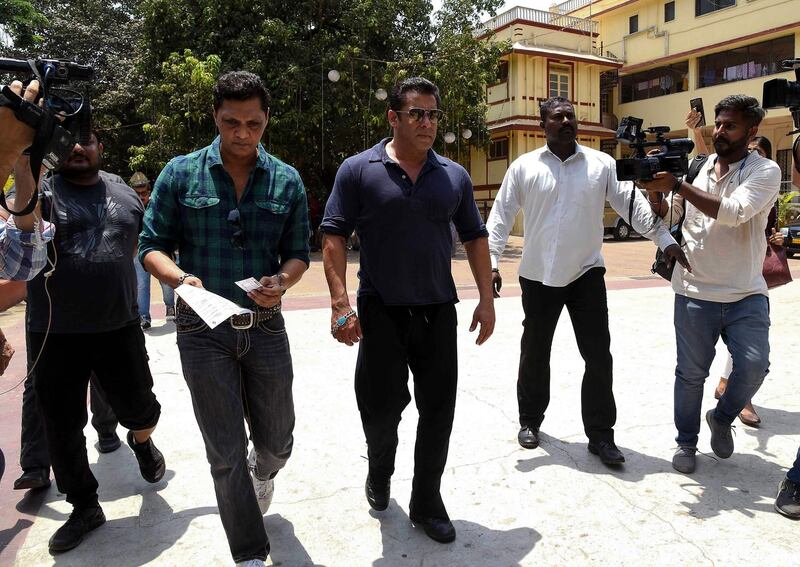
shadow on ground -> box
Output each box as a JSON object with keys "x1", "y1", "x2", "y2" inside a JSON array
[{"x1": 369, "y1": 500, "x2": 540, "y2": 567}]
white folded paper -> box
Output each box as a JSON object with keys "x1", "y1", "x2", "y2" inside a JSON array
[{"x1": 175, "y1": 284, "x2": 253, "y2": 329}]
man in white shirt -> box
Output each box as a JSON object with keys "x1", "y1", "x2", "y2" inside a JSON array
[
  {"x1": 642, "y1": 95, "x2": 781, "y2": 474},
  {"x1": 487, "y1": 96, "x2": 686, "y2": 465}
]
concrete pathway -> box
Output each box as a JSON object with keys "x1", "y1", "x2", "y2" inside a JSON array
[
  {"x1": 2, "y1": 239, "x2": 799, "y2": 567},
  {"x1": 4, "y1": 277, "x2": 800, "y2": 566}
]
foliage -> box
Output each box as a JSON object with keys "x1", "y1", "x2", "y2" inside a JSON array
[
  {"x1": 0, "y1": 0, "x2": 47, "y2": 48},
  {"x1": 1, "y1": 1, "x2": 145, "y2": 177},
  {"x1": 777, "y1": 190, "x2": 800, "y2": 227},
  {"x1": 133, "y1": 0, "x2": 506, "y2": 196},
  {"x1": 4, "y1": 1, "x2": 506, "y2": 191},
  {"x1": 129, "y1": 50, "x2": 219, "y2": 172}
]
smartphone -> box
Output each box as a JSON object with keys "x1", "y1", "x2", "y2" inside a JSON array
[{"x1": 689, "y1": 97, "x2": 705, "y2": 127}]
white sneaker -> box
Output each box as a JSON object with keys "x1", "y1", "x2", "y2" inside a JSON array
[
  {"x1": 248, "y1": 448, "x2": 274, "y2": 514},
  {"x1": 235, "y1": 560, "x2": 266, "y2": 567}
]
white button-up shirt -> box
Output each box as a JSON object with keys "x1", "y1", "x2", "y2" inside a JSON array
[
  {"x1": 487, "y1": 144, "x2": 675, "y2": 287},
  {"x1": 666, "y1": 152, "x2": 781, "y2": 302}
]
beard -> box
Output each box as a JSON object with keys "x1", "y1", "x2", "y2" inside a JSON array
[
  {"x1": 59, "y1": 155, "x2": 101, "y2": 182},
  {"x1": 713, "y1": 135, "x2": 748, "y2": 158}
]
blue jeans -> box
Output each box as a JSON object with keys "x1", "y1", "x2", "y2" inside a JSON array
[
  {"x1": 673, "y1": 293, "x2": 770, "y2": 448},
  {"x1": 787, "y1": 447, "x2": 800, "y2": 484},
  {"x1": 134, "y1": 256, "x2": 175, "y2": 322},
  {"x1": 175, "y1": 302, "x2": 294, "y2": 563}
]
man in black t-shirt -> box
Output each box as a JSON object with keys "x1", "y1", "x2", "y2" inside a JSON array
[{"x1": 12, "y1": 132, "x2": 166, "y2": 553}]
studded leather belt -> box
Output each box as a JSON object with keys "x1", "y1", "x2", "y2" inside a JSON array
[{"x1": 177, "y1": 298, "x2": 281, "y2": 329}]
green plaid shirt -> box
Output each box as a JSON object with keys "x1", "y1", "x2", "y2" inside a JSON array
[{"x1": 139, "y1": 136, "x2": 310, "y2": 307}]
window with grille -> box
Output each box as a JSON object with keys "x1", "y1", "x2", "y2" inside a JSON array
[
  {"x1": 697, "y1": 35, "x2": 794, "y2": 88},
  {"x1": 619, "y1": 62, "x2": 689, "y2": 103},
  {"x1": 696, "y1": 0, "x2": 735, "y2": 17}
]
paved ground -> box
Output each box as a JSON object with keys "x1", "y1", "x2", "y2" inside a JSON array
[{"x1": 1, "y1": 237, "x2": 799, "y2": 566}]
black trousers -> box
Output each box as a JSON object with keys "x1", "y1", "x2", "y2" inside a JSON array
[
  {"x1": 518, "y1": 267, "x2": 616, "y2": 443},
  {"x1": 30, "y1": 323, "x2": 161, "y2": 510},
  {"x1": 355, "y1": 295, "x2": 457, "y2": 518},
  {"x1": 20, "y1": 368, "x2": 118, "y2": 473}
]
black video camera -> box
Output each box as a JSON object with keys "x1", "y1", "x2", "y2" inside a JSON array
[
  {"x1": 615, "y1": 116, "x2": 694, "y2": 181},
  {"x1": 0, "y1": 58, "x2": 93, "y2": 215},
  {"x1": 762, "y1": 59, "x2": 800, "y2": 135},
  {"x1": 0, "y1": 58, "x2": 93, "y2": 170}
]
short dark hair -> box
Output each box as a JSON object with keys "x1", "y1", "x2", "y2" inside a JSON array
[
  {"x1": 213, "y1": 71, "x2": 270, "y2": 112},
  {"x1": 714, "y1": 95, "x2": 765, "y2": 128},
  {"x1": 388, "y1": 77, "x2": 441, "y2": 111},
  {"x1": 749, "y1": 135, "x2": 772, "y2": 160},
  {"x1": 539, "y1": 96, "x2": 572, "y2": 121}
]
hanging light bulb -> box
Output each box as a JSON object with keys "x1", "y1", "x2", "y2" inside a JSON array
[
  {"x1": 461, "y1": 128, "x2": 473, "y2": 140},
  {"x1": 327, "y1": 69, "x2": 340, "y2": 82},
  {"x1": 374, "y1": 88, "x2": 388, "y2": 101},
  {"x1": 443, "y1": 132, "x2": 456, "y2": 144}
]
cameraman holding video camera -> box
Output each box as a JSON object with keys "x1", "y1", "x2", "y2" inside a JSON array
[{"x1": 641, "y1": 95, "x2": 781, "y2": 475}]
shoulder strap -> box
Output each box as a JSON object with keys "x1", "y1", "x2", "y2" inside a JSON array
[{"x1": 685, "y1": 154, "x2": 708, "y2": 184}]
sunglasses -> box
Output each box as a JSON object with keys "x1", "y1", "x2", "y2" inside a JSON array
[
  {"x1": 394, "y1": 108, "x2": 445, "y2": 124},
  {"x1": 228, "y1": 208, "x2": 244, "y2": 249}
]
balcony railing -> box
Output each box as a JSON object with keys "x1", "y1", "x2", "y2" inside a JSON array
[
  {"x1": 551, "y1": 0, "x2": 595, "y2": 15},
  {"x1": 481, "y1": 6, "x2": 598, "y2": 36}
]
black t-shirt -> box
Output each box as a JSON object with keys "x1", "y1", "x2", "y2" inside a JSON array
[{"x1": 22, "y1": 171, "x2": 144, "y2": 333}]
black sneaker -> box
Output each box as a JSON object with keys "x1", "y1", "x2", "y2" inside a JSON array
[
  {"x1": 165, "y1": 306, "x2": 176, "y2": 321},
  {"x1": 96, "y1": 431, "x2": 121, "y2": 454},
  {"x1": 140, "y1": 316, "x2": 151, "y2": 330},
  {"x1": 706, "y1": 409, "x2": 734, "y2": 459},
  {"x1": 48, "y1": 505, "x2": 106, "y2": 553},
  {"x1": 775, "y1": 478, "x2": 800, "y2": 519},
  {"x1": 127, "y1": 431, "x2": 165, "y2": 483}
]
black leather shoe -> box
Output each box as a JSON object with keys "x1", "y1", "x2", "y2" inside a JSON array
[
  {"x1": 365, "y1": 474, "x2": 390, "y2": 511},
  {"x1": 588, "y1": 440, "x2": 625, "y2": 465},
  {"x1": 13, "y1": 468, "x2": 51, "y2": 490},
  {"x1": 48, "y1": 505, "x2": 106, "y2": 553},
  {"x1": 127, "y1": 431, "x2": 166, "y2": 483},
  {"x1": 409, "y1": 514, "x2": 456, "y2": 543},
  {"x1": 517, "y1": 426, "x2": 539, "y2": 449},
  {"x1": 96, "y1": 432, "x2": 121, "y2": 454}
]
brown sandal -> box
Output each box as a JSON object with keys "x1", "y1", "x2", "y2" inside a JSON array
[{"x1": 738, "y1": 402, "x2": 761, "y2": 427}]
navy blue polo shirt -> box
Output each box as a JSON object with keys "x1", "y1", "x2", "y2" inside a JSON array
[{"x1": 320, "y1": 138, "x2": 488, "y2": 305}]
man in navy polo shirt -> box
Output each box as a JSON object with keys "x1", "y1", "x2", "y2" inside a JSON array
[{"x1": 320, "y1": 77, "x2": 495, "y2": 544}]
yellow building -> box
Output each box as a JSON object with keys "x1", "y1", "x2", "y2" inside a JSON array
[
  {"x1": 557, "y1": 0, "x2": 800, "y2": 190},
  {"x1": 469, "y1": 6, "x2": 623, "y2": 232}
]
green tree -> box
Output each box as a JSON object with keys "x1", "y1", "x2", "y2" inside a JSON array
[
  {"x1": 1, "y1": 1, "x2": 145, "y2": 176},
  {"x1": 0, "y1": 0, "x2": 47, "y2": 48},
  {"x1": 129, "y1": 50, "x2": 220, "y2": 172},
  {"x1": 133, "y1": 0, "x2": 506, "y2": 196}
]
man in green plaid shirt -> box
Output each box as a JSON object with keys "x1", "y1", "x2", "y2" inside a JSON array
[{"x1": 139, "y1": 71, "x2": 309, "y2": 567}]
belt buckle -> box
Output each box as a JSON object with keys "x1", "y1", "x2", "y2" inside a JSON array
[{"x1": 231, "y1": 312, "x2": 255, "y2": 330}]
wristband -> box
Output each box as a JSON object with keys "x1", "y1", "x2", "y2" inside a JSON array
[
  {"x1": 491, "y1": 268, "x2": 499, "y2": 273},
  {"x1": 177, "y1": 273, "x2": 195, "y2": 286},
  {"x1": 331, "y1": 310, "x2": 357, "y2": 335}
]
